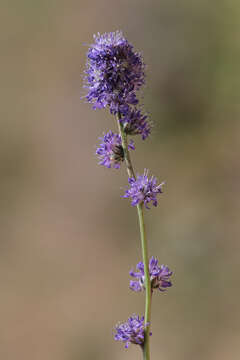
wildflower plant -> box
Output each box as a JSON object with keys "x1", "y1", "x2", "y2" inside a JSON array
[{"x1": 83, "y1": 31, "x2": 173, "y2": 360}]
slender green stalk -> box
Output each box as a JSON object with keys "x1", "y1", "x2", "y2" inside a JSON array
[
  {"x1": 137, "y1": 203, "x2": 152, "y2": 360},
  {"x1": 117, "y1": 113, "x2": 152, "y2": 360},
  {"x1": 116, "y1": 116, "x2": 135, "y2": 179}
]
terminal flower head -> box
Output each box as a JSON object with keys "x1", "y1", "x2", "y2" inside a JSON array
[
  {"x1": 123, "y1": 170, "x2": 164, "y2": 208},
  {"x1": 96, "y1": 131, "x2": 134, "y2": 169},
  {"x1": 84, "y1": 31, "x2": 145, "y2": 114},
  {"x1": 114, "y1": 314, "x2": 151, "y2": 348},
  {"x1": 130, "y1": 256, "x2": 173, "y2": 292}
]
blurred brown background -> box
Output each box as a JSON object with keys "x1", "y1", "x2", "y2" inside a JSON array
[{"x1": 1, "y1": 0, "x2": 240, "y2": 359}]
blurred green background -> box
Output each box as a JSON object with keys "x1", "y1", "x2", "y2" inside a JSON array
[{"x1": 1, "y1": 0, "x2": 240, "y2": 359}]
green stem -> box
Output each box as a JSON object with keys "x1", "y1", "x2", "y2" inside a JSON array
[
  {"x1": 137, "y1": 203, "x2": 152, "y2": 360},
  {"x1": 117, "y1": 113, "x2": 151, "y2": 360},
  {"x1": 116, "y1": 116, "x2": 135, "y2": 179}
]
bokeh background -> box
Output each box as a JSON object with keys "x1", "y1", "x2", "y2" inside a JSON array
[{"x1": 1, "y1": 0, "x2": 240, "y2": 359}]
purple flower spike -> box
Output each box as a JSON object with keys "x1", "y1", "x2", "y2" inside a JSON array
[
  {"x1": 84, "y1": 31, "x2": 145, "y2": 114},
  {"x1": 123, "y1": 170, "x2": 164, "y2": 209},
  {"x1": 130, "y1": 256, "x2": 173, "y2": 292},
  {"x1": 120, "y1": 108, "x2": 151, "y2": 140},
  {"x1": 96, "y1": 131, "x2": 134, "y2": 169},
  {"x1": 114, "y1": 315, "x2": 151, "y2": 348}
]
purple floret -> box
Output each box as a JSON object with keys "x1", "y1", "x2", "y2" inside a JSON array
[
  {"x1": 96, "y1": 131, "x2": 134, "y2": 169},
  {"x1": 123, "y1": 170, "x2": 164, "y2": 209},
  {"x1": 114, "y1": 315, "x2": 151, "y2": 348},
  {"x1": 120, "y1": 108, "x2": 151, "y2": 140},
  {"x1": 84, "y1": 31, "x2": 145, "y2": 114},
  {"x1": 130, "y1": 256, "x2": 173, "y2": 292}
]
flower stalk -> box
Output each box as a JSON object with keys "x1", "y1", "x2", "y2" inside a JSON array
[
  {"x1": 137, "y1": 203, "x2": 151, "y2": 360},
  {"x1": 117, "y1": 113, "x2": 152, "y2": 360},
  {"x1": 117, "y1": 114, "x2": 135, "y2": 179}
]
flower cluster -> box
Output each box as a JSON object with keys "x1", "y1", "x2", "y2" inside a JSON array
[
  {"x1": 114, "y1": 315, "x2": 151, "y2": 348},
  {"x1": 123, "y1": 170, "x2": 164, "y2": 208},
  {"x1": 84, "y1": 31, "x2": 174, "y2": 353},
  {"x1": 130, "y1": 256, "x2": 173, "y2": 292},
  {"x1": 85, "y1": 31, "x2": 145, "y2": 114},
  {"x1": 84, "y1": 31, "x2": 151, "y2": 165},
  {"x1": 120, "y1": 108, "x2": 151, "y2": 140},
  {"x1": 96, "y1": 131, "x2": 134, "y2": 169}
]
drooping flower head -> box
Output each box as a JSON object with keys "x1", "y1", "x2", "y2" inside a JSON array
[
  {"x1": 120, "y1": 108, "x2": 151, "y2": 140},
  {"x1": 96, "y1": 131, "x2": 134, "y2": 169},
  {"x1": 130, "y1": 256, "x2": 173, "y2": 292},
  {"x1": 124, "y1": 170, "x2": 164, "y2": 208},
  {"x1": 114, "y1": 314, "x2": 151, "y2": 348},
  {"x1": 84, "y1": 31, "x2": 145, "y2": 114}
]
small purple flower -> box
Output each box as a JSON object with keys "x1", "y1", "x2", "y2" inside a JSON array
[
  {"x1": 123, "y1": 170, "x2": 164, "y2": 208},
  {"x1": 96, "y1": 131, "x2": 134, "y2": 169},
  {"x1": 114, "y1": 314, "x2": 151, "y2": 348},
  {"x1": 84, "y1": 31, "x2": 145, "y2": 114},
  {"x1": 130, "y1": 256, "x2": 173, "y2": 292},
  {"x1": 120, "y1": 108, "x2": 151, "y2": 140}
]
